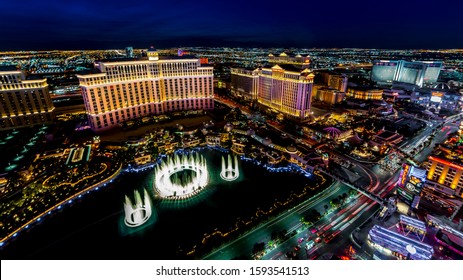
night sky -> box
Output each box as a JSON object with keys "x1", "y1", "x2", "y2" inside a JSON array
[{"x1": 1, "y1": 0, "x2": 462, "y2": 51}]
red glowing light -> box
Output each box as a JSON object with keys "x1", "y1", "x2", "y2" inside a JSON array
[{"x1": 429, "y1": 156, "x2": 463, "y2": 171}]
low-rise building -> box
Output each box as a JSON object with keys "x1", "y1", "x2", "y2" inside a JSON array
[
  {"x1": 135, "y1": 154, "x2": 152, "y2": 165},
  {"x1": 314, "y1": 87, "x2": 345, "y2": 105},
  {"x1": 371, "y1": 129, "x2": 403, "y2": 146},
  {"x1": 182, "y1": 136, "x2": 201, "y2": 148},
  {"x1": 347, "y1": 87, "x2": 383, "y2": 100},
  {"x1": 206, "y1": 134, "x2": 220, "y2": 147},
  {"x1": 157, "y1": 139, "x2": 178, "y2": 154},
  {"x1": 231, "y1": 140, "x2": 247, "y2": 155}
]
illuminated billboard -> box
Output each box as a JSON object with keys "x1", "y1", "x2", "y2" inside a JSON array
[
  {"x1": 398, "y1": 164, "x2": 426, "y2": 206},
  {"x1": 430, "y1": 92, "x2": 443, "y2": 103},
  {"x1": 430, "y1": 96, "x2": 442, "y2": 102}
]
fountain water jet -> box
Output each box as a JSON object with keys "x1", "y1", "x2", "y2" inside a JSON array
[
  {"x1": 220, "y1": 154, "x2": 240, "y2": 181},
  {"x1": 153, "y1": 152, "x2": 209, "y2": 199},
  {"x1": 124, "y1": 188, "x2": 152, "y2": 227}
]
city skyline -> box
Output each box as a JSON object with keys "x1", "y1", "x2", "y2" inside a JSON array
[
  {"x1": 1, "y1": 0, "x2": 463, "y2": 51},
  {"x1": 1, "y1": 46, "x2": 463, "y2": 261},
  {"x1": 1, "y1": 0, "x2": 463, "y2": 262}
]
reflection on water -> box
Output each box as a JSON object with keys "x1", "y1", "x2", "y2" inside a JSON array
[{"x1": 1, "y1": 149, "x2": 320, "y2": 259}]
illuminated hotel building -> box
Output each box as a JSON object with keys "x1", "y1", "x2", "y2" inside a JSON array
[
  {"x1": 371, "y1": 60, "x2": 400, "y2": 84},
  {"x1": 258, "y1": 65, "x2": 314, "y2": 121},
  {"x1": 0, "y1": 68, "x2": 55, "y2": 130},
  {"x1": 230, "y1": 65, "x2": 315, "y2": 121},
  {"x1": 77, "y1": 48, "x2": 214, "y2": 132},
  {"x1": 313, "y1": 87, "x2": 345, "y2": 105},
  {"x1": 328, "y1": 74, "x2": 348, "y2": 92},
  {"x1": 346, "y1": 88, "x2": 383, "y2": 100},
  {"x1": 425, "y1": 154, "x2": 463, "y2": 198},
  {"x1": 230, "y1": 68, "x2": 259, "y2": 101},
  {"x1": 268, "y1": 53, "x2": 311, "y2": 69},
  {"x1": 372, "y1": 60, "x2": 443, "y2": 87}
]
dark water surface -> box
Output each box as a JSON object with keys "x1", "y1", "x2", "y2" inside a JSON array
[{"x1": 1, "y1": 149, "x2": 321, "y2": 259}]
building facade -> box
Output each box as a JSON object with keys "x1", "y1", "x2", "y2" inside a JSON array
[
  {"x1": 230, "y1": 68, "x2": 259, "y2": 101},
  {"x1": 268, "y1": 53, "x2": 310, "y2": 68},
  {"x1": 368, "y1": 225, "x2": 434, "y2": 260},
  {"x1": 425, "y1": 155, "x2": 463, "y2": 198},
  {"x1": 328, "y1": 74, "x2": 348, "y2": 92},
  {"x1": 346, "y1": 88, "x2": 383, "y2": 100},
  {"x1": 230, "y1": 65, "x2": 315, "y2": 121},
  {"x1": 372, "y1": 60, "x2": 443, "y2": 87},
  {"x1": 314, "y1": 87, "x2": 345, "y2": 104},
  {"x1": 371, "y1": 60, "x2": 400, "y2": 84},
  {"x1": 258, "y1": 65, "x2": 314, "y2": 121},
  {"x1": 410, "y1": 87, "x2": 463, "y2": 113},
  {"x1": 77, "y1": 49, "x2": 214, "y2": 132},
  {"x1": 0, "y1": 68, "x2": 55, "y2": 130}
]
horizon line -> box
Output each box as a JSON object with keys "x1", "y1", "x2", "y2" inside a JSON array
[{"x1": 1, "y1": 47, "x2": 463, "y2": 52}]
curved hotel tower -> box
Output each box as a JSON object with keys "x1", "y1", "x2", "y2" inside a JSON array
[
  {"x1": 77, "y1": 47, "x2": 214, "y2": 132},
  {"x1": 0, "y1": 67, "x2": 55, "y2": 130},
  {"x1": 371, "y1": 60, "x2": 442, "y2": 88}
]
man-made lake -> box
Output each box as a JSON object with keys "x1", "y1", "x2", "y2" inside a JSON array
[{"x1": 1, "y1": 149, "x2": 325, "y2": 259}]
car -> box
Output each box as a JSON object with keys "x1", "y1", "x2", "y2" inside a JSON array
[
  {"x1": 298, "y1": 237, "x2": 305, "y2": 243},
  {"x1": 306, "y1": 240, "x2": 315, "y2": 250},
  {"x1": 309, "y1": 251, "x2": 320, "y2": 260},
  {"x1": 324, "y1": 235, "x2": 334, "y2": 244},
  {"x1": 314, "y1": 237, "x2": 322, "y2": 243},
  {"x1": 294, "y1": 245, "x2": 301, "y2": 251}
]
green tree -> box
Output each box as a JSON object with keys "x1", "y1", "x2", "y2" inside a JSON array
[
  {"x1": 303, "y1": 209, "x2": 321, "y2": 224},
  {"x1": 252, "y1": 242, "x2": 266, "y2": 255}
]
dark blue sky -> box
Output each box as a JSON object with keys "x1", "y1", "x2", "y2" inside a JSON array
[{"x1": 1, "y1": 0, "x2": 462, "y2": 50}]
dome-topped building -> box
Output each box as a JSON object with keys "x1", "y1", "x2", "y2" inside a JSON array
[
  {"x1": 224, "y1": 123, "x2": 234, "y2": 132},
  {"x1": 147, "y1": 46, "x2": 159, "y2": 61}
]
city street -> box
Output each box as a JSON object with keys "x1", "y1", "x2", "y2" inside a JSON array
[{"x1": 204, "y1": 181, "x2": 349, "y2": 259}]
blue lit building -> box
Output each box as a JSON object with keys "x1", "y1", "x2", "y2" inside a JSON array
[
  {"x1": 396, "y1": 61, "x2": 426, "y2": 86},
  {"x1": 410, "y1": 83, "x2": 463, "y2": 113},
  {"x1": 422, "y1": 62, "x2": 443, "y2": 84},
  {"x1": 397, "y1": 214, "x2": 427, "y2": 241},
  {"x1": 372, "y1": 60, "x2": 442, "y2": 88},
  {"x1": 125, "y1": 47, "x2": 134, "y2": 58},
  {"x1": 371, "y1": 60, "x2": 400, "y2": 84},
  {"x1": 368, "y1": 225, "x2": 434, "y2": 260}
]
